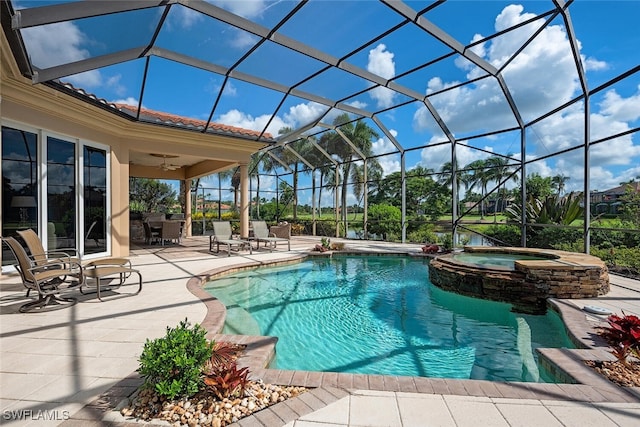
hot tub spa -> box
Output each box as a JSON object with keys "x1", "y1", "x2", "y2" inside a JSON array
[{"x1": 428, "y1": 247, "x2": 610, "y2": 314}]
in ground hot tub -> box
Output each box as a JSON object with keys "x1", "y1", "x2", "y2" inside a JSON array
[{"x1": 428, "y1": 246, "x2": 609, "y2": 314}]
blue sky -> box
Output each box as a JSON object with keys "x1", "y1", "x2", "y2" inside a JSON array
[{"x1": 17, "y1": 0, "x2": 640, "y2": 206}]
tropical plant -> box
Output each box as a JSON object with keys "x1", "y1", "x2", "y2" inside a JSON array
[
  {"x1": 202, "y1": 363, "x2": 250, "y2": 400},
  {"x1": 597, "y1": 312, "x2": 640, "y2": 365},
  {"x1": 137, "y1": 320, "x2": 212, "y2": 400},
  {"x1": 505, "y1": 192, "x2": 584, "y2": 225}
]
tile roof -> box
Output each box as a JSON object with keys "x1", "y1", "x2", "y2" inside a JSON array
[
  {"x1": 116, "y1": 104, "x2": 274, "y2": 141},
  {"x1": 56, "y1": 81, "x2": 273, "y2": 141}
]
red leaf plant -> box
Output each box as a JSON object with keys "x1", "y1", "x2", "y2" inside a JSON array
[
  {"x1": 598, "y1": 312, "x2": 640, "y2": 365},
  {"x1": 203, "y1": 362, "x2": 250, "y2": 400}
]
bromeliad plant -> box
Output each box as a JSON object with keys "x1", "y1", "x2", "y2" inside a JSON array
[
  {"x1": 598, "y1": 312, "x2": 640, "y2": 366},
  {"x1": 203, "y1": 362, "x2": 250, "y2": 400},
  {"x1": 202, "y1": 341, "x2": 249, "y2": 400}
]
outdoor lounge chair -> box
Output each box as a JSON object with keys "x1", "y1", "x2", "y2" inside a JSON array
[
  {"x1": 251, "y1": 220, "x2": 291, "y2": 252},
  {"x1": 209, "y1": 221, "x2": 252, "y2": 256},
  {"x1": 17, "y1": 228, "x2": 142, "y2": 301},
  {"x1": 2, "y1": 235, "x2": 83, "y2": 312},
  {"x1": 17, "y1": 228, "x2": 79, "y2": 267}
]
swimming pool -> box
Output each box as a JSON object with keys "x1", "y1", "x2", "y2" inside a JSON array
[{"x1": 205, "y1": 255, "x2": 574, "y2": 382}]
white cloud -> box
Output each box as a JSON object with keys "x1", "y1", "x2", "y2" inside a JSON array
[
  {"x1": 413, "y1": 4, "x2": 592, "y2": 135},
  {"x1": 212, "y1": 0, "x2": 269, "y2": 19},
  {"x1": 223, "y1": 81, "x2": 238, "y2": 97},
  {"x1": 228, "y1": 29, "x2": 259, "y2": 49},
  {"x1": 284, "y1": 102, "x2": 328, "y2": 128},
  {"x1": 217, "y1": 109, "x2": 286, "y2": 135},
  {"x1": 598, "y1": 87, "x2": 640, "y2": 122},
  {"x1": 21, "y1": 21, "x2": 103, "y2": 88},
  {"x1": 174, "y1": 5, "x2": 203, "y2": 28},
  {"x1": 367, "y1": 44, "x2": 396, "y2": 108},
  {"x1": 112, "y1": 97, "x2": 139, "y2": 107},
  {"x1": 105, "y1": 74, "x2": 127, "y2": 97},
  {"x1": 372, "y1": 129, "x2": 401, "y2": 175}
]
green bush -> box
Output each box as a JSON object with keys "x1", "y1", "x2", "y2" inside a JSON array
[
  {"x1": 406, "y1": 223, "x2": 438, "y2": 244},
  {"x1": 138, "y1": 320, "x2": 213, "y2": 400}
]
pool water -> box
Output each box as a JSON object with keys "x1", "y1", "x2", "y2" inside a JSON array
[
  {"x1": 205, "y1": 256, "x2": 573, "y2": 382},
  {"x1": 450, "y1": 252, "x2": 549, "y2": 270}
]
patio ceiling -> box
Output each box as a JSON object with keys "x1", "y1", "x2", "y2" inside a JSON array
[{"x1": 1, "y1": 0, "x2": 639, "y2": 182}]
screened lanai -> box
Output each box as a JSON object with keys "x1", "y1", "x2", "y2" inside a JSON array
[{"x1": 2, "y1": 1, "x2": 639, "y2": 263}]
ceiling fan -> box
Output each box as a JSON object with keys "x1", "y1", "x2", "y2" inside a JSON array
[{"x1": 151, "y1": 153, "x2": 181, "y2": 171}]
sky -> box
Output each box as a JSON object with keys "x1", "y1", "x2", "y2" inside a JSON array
[{"x1": 16, "y1": 0, "x2": 640, "y2": 207}]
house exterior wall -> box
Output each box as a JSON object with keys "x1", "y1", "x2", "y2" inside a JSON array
[{"x1": 1, "y1": 30, "x2": 263, "y2": 269}]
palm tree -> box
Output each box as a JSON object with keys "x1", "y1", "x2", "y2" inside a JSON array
[
  {"x1": 485, "y1": 155, "x2": 518, "y2": 222},
  {"x1": 249, "y1": 152, "x2": 273, "y2": 219},
  {"x1": 218, "y1": 167, "x2": 240, "y2": 211},
  {"x1": 326, "y1": 114, "x2": 380, "y2": 236},
  {"x1": 551, "y1": 174, "x2": 570, "y2": 196},
  {"x1": 463, "y1": 159, "x2": 490, "y2": 219},
  {"x1": 278, "y1": 128, "x2": 312, "y2": 220}
]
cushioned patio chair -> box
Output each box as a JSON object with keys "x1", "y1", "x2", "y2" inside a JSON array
[
  {"x1": 251, "y1": 220, "x2": 291, "y2": 252},
  {"x1": 2, "y1": 235, "x2": 83, "y2": 312},
  {"x1": 81, "y1": 257, "x2": 142, "y2": 301},
  {"x1": 17, "y1": 228, "x2": 79, "y2": 267},
  {"x1": 209, "y1": 221, "x2": 252, "y2": 256}
]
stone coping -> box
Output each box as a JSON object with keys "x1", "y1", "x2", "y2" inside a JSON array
[{"x1": 462, "y1": 245, "x2": 607, "y2": 270}]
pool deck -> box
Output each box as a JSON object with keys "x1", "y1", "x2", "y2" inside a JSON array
[{"x1": 1, "y1": 235, "x2": 639, "y2": 426}]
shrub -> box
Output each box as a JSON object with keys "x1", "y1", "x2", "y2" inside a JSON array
[
  {"x1": 598, "y1": 312, "x2": 640, "y2": 365},
  {"x1": 138, "y1": 319, "x2": 213, "y2": 399}
]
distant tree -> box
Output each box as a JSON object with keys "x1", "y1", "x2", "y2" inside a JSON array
[
  {"x1": 525, "y1": 173, "x2": 554, "y2": 200},
  {"x1": 551, "y1": 174, "x2": 570, "y2": 195},
  {"x1": 462, "y1": 159, "x2": 490, "y2": 218},
  {"x1": 277, "y1": 129, "x2": 313, "y2": 220},
  {"x1": 367, "y1": 204, "x2": 402, "y2": 240},
  {"x1": 129, "y1": 178, "x2": 177, "y2": 212},
  {"x1": 324, "y1": 114, "x2": 380, "y2": 236},
  {"x1": 485, "y1": 155, "x2": 519, "y2": 221},
  {"x1": 620, "y1": 184, "x2": 640, "y2": 227}
]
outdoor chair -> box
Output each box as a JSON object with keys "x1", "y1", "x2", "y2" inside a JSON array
[
  {"x1": 251, "y1": 220, "x2": 291, "y2": 252},
  {"x1": 159, "y1": 220, "x2": 181, "y2": 245},
  {"x1": 81, "y1": 257, "x2": 142, "y2": 302},
  {"x1": 209, "y1": 221, "x2": 252, "y2": 256},
  {"x1": 143, "y1": 221, "x2": 160, "y2": 245},
  {"x1": 2, "y1": 235, "x2": 83, "y2": 312},
  {"x1": 17, "y1": 228, "x2": 79, "y2": 277}
]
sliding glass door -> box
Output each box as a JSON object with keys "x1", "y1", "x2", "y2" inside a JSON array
[
  {"x1": 83, "y1": 146, "x2": 108, "y2": 254},
  {"x1": 47, "y1": 136, "x2": 77, "y2": 253},
  {"x1": 2, "y1": 124, "x2": 110, "y2": 268}
]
